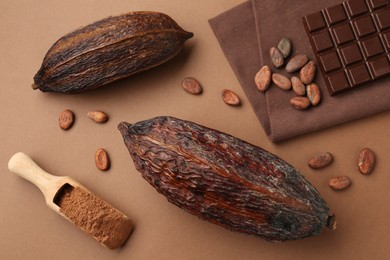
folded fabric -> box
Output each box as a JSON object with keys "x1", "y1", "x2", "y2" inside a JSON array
[{"x1": 209, "y1": 0, "x2": 390, "y2": 142}]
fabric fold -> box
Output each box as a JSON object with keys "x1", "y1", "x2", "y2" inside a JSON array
[{"x1": 209, "y1": 1, "x2": 272, "y2": 138}]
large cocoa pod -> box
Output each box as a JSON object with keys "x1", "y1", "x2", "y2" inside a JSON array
[
  {"x1": 118, "y1": 117, "x2": 335, "y2": 242},
  {"x1": 33, "y1": 11, "x2": 193, "y2": 94}
]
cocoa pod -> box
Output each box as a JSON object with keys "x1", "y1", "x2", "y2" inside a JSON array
[
  {"x1": 118, "y1": 116, "x2": 334, "y2": 242},
  {"x1": 33, "y1": 12, "x2": 193, "y2": 94}
]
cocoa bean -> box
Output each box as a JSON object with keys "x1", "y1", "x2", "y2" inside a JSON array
[
  {"x1": 308, "y1": 152, "x2": 333, "y2": 169},
  {"x1": 269, "y1": 47, "x2": 284, "y2": 68},
  {"x1": 88, "y1": 111, "x2": 108, "y2": 123},
  {"x1": 306, "y1": 83, "x2": 321, "y2": 106},
  {"x1": 290, "y1": 96, "x2": 311, "y2": 110},
  {"x1": 291, "y1": 76, "x2": 306, "y2": 96},
  {"x1": 272, "y1": 73, "x2": 291, "y2": 90},
  {"x1": 255, "y1": 65, "x2": 272, "y2": 92},
  {"x1": 59, "y1": 109, "x2": 75, "y2": 130},
  {"x1": 285, "y1": 54, "x2": 308, "y2": 73},
  {"x1": 357, "y1": 148, "x2": 375, "y2": 175},
  {"x1": 329, "y1": 176, "x2": 351, "y2": 191},
  {"x1": 300, "y1": 60, "x2": 317, "y2": 84},
  {"x1": 277, "y1": 37, "x2": 292, "y2": 58},
  {"x1": 221, "y1": 89, "x2": 241, "y2": 106},
  {"x1": 95, "y1": 148, "x2": 110, "y2": 171},
  {"x1": 181, "y1": 77, "x2": 202, "y2": 95}
]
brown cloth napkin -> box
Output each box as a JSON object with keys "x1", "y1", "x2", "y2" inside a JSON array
[{"x1": 209, "y1": 0, "x2": 390, "y2": 143}]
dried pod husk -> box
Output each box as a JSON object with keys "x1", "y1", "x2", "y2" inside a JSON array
[
  {"x1": 33, "y1": 11, "x2": 194, "y2": 94},
  {"x1": 118, "y1": 116, "x2": 334, "y2": 242}
]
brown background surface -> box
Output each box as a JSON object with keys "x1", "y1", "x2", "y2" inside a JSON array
[{"x1": 0, "y1": 0, "x2": 389, "y2": 259}]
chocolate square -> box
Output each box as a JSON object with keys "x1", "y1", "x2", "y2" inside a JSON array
[
  {"x1": 361, "y1": 36, "x2": 385, "y2": 58},
  {"x1": 368, "y1": 56, "x2": 390, "y2": 78},
  {"x1": 382, "y1": 31, "x2": 390, "y2": 50},
  {"x1": 368, "y1": 0, "x2": 389, "y2": 10},
  {"x1": 332, "y1": 23, "x2": 355, "y2": 45},
  {"x1": 319, "y1": 51, "x2": 342, "y2": 72},
  {"x1": 339, "y1": 43, "x2": 363, "y2": 65},
  {"x1": 304, "y1": 11, "x2": 327, "y2": 32},
  {"x1": 347, "y1": 64, "x2": 372, "y2": 86},
  {"x1": 374, "y1": 8, "x2": 390, "y2": 31},
  {"x1": 326, "y1": 71, "x2": 351, "y2": 93},
  {"x1": 345, "y1": 0, "x2": 369, "y2": 17},
  {"x1": 312, "y1": 30, "x2": 334, "y2": 52},
  {"x1": 325, "y1": 4, "x2": 348, "y2": 25},
  {"x1": 353, "y1": 15, "x2": 377, "y2": 38}
]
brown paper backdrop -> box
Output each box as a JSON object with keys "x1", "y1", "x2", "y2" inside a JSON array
[{"x1": 1, "y1": 0, "x2": 389, "y2": 259}]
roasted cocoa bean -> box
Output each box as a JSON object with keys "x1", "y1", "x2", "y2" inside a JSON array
[
  {"x1": 272, "y1": 73, "x2": 291, "y2": 90},
  {"x1": 88, "y1": 111, "x2": 109, "y2": 123},
  {"x1": 329, "y1": 176, "x2": 351, "y2": 191},
  {"x1": 59, "y1": 109, "x2": 75, "y2": 130},
  {"x1": 118, "y1": 116, "x2": 334, "y2": 242},
  {"x1": 308, "y1": 152, "x2": 333, "y2": 169},
  {"x1": 95, "y1": 148, "x2": 110, "y2": 171},
  {"x1": 306, "y1": 83, "x2": 321, "y2": 106},
  {"x1": 269, "y1": 47, "x2": 284, "y2": 68},
  {"x1": 277, "y1": 37, "x2": 292, "y2": 58},
  {"x1": 357, "y1": 148, "x2": 376, "y2": 175},
  {"x1": 285, "y1": 54, "x2": 308, "y2": 73},
  {"x1": 181, "y1": 77, "x2": 202, "y2": 95},
  {"x1": 300, "y1": 60, "x2": 317, "y2": 84},
  {"x1": 221, "y1": 89, "x2": 241, "y2": 106},
  {"x1": 290, "y1": 96, "x2": 311, "y2": 110},
  {"x1": 291, "y1": 76, "x2": 306, "y2": 96},
  {"x1": 255, "y1": 65, "x2": 272, "y2": 92},
  {"x1": 33, "y1": 12, "x2": 193, "y2": 94}
]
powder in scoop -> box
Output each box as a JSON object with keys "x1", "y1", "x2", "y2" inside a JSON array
[{"x1": 55, "y1": 184, "x2": 133, "y2": 249}]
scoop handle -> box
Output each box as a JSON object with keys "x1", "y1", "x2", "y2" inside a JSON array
[{"x1": 8, "y1": 152, "x2": 62, "y2": 203}]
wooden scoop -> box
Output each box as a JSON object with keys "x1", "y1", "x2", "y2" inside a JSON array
[{"x1": 8, "y1": 152, "x2": 133, "y2": 249}]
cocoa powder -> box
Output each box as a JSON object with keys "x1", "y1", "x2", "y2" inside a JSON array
[{"x1": 56, "y1": 184, "x2": 132, "y2": 249}]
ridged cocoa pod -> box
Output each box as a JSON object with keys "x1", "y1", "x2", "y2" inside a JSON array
[
  {"x1": 118, "y1": 116, "x2": 335, "y2": 242},
  {"x1": 33, "y1": 12, "x2": 193, "y2": 94}
]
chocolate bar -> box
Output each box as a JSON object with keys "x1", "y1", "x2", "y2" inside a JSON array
[{"x1": 302, "y1": 0, "x2": 390, "y2": 95}]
